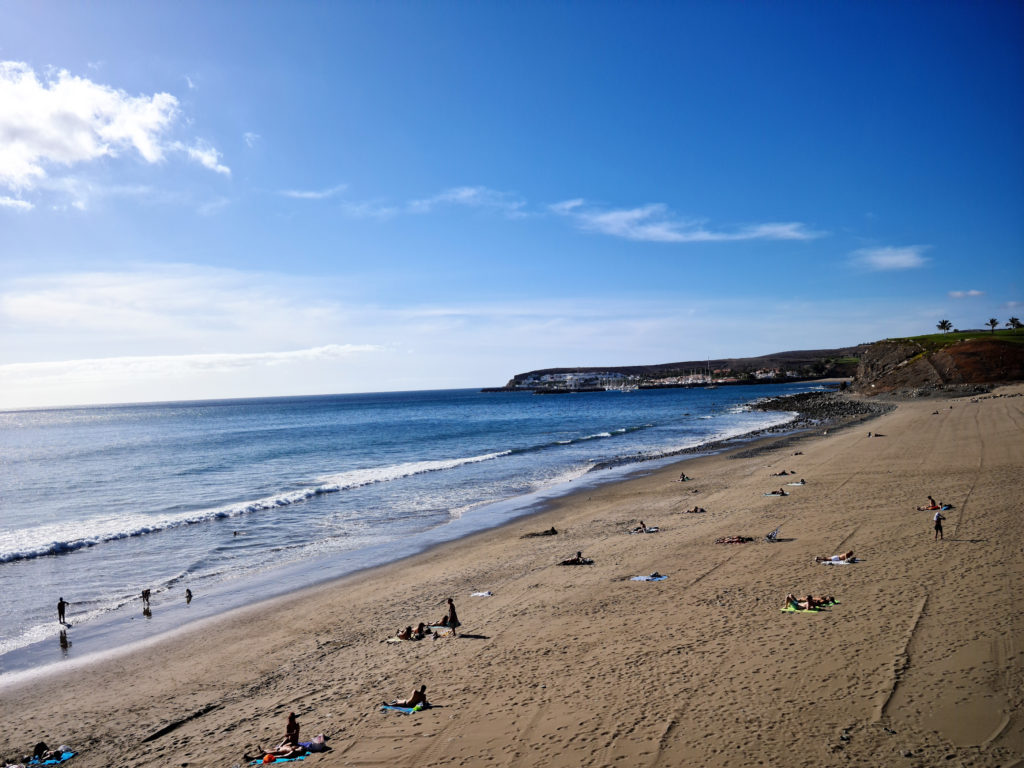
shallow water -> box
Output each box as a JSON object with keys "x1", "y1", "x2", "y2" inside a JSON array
[{"x1": 0, "y1": 384, "x2": 815, "y2": 676}]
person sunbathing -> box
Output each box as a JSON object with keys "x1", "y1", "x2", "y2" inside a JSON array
[
  {"x1": 917, "y1": 495, "x2": 941, "y2": 511},
  {"x1": 767, "y1": 488, "x2": 788, "y2": 496},
  {"x1": 560, "y1": 551, "x2": 593, "y2": 565},
  {"x1": 683, "y1": 506, "x2": 706, "y2": 514},
  {"x1": 385, "y1": 684, "x2": 429, "y2": 708},
  {"x1": 631, "y1": 521, "x2": 658, "y2": 533},
  {"x1": 815, "y1": 552, "x2": 856, "y2": 565},
  {"x1": 413, "y1": 622, "x2": 431, "y2": 639},
  {"x1": 679, "y1": 473, "x2": 691, "y2": 481},
  {"x1": 715, "y1": 535, "x2": 753, "y2": 544},
  {"x1": 397, "y1": 626, "x2": 413, "y2": 640},
  {"x1": 245, "y1": 743, "x2": 308, "y2": 762},
  {"x1": 784, "y1": 593, "x2": 836, "y2": 610},
  {"x1": 771, "y1": 470, "x2": 790, "y2": 476}
]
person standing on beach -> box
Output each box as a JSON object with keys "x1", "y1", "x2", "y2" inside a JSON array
[
  {"x1": 445, "y1": 598, "x2": 460, "y2": 634},
  {"x1": 57, "y1": 597, "x2": 68, "y2": 624},
  {"x1": 185, "y1": 588, "x2": 192, "y2": 604},
  {"x1": 934, "y1": 510, "x2": 945, "y2": 540}
]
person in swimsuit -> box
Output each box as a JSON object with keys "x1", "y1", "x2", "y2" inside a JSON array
[
  {"x1": 385, "y1": 684, "x2": 428, "y2": 708},
  {"x1": 934, "y1": 510, "x2": 945, "y2": 540}
]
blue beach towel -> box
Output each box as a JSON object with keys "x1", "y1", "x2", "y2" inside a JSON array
[
  {"x1": 29, "y1": 752, "x2": 76, "y2": 766},
  {"x1": 380, "y1": 703, "x2": 430, "y2": 714},
  {"x1": 630, "y1": 574, "x2": 668, "y2": 581}
]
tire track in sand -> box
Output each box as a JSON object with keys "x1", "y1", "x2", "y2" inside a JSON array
[{"x1": 876, "y1": 591, "x2": 929, "y2": 722}]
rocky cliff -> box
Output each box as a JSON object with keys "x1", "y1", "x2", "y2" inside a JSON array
[{"x1": 852, "y1": 337, "x2": 1024, "y2": 395}]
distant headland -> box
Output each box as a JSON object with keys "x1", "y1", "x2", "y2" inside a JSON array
[{"x1": 484, "y1": 328, "x2": 1024, "y2": 396}]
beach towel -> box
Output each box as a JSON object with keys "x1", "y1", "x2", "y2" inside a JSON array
[
  {"x1": 28, "y1": 752, "x2": 76, "y2": 766},
  {"x1": 786, "y1": 482, "x2": 805, "y2": 486},
  {"x1": 558, "y1": 558, "x2": 594, "y2": 566},
  {"x1": 942, "y1": 504, "x2": 953, "y2": 510},
  {"x1": 380, "y1": 703, "x2": 430, "y2": 714},
  {"x1": 819, "y1": 558, "x2": 858, "y2": 565},
  {"x1": 764, "y1": 492, "x2": 787, "y2": 497},
  {"x1": 248, "y1": 756, "x2": 307, "y2": 765},
  {"x1": 428, "y1": 626, "x2": 454, "y2": 637},
  {"x1": 630, "y1": 574, "x2": 668, "y2": 581},
  {"x1": 781, "y1": 604, "x2": 824, "y2": 613},
  {"x1": 470, "y1": 591, "x2": 493, "y2": 597},
  {"x1": 629, "y1": 527, "x2": 659, "y2": 534}
]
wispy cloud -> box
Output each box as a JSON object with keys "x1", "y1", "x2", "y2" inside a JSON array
[
  {"x1": 198, "y1": 196, "x2": 231, "y2": 216},
  {"x1": 851, "y1": 245, "x2": 930, "y2": 271},
  {"x1": 280, "y1": 183, "x2": 347, "y2": 200},
  {"x1": 174, "y1": 139, "x2": 230, "y2": 175},
  {"x1": 549, "y1": 199, "x2": 822, "y2": 243},
  {"x1": 0, "y1": 344, "x2": 380, "y2": 382},
  {"x1": 243, "y1": 131, "x2": 260, "y2": 148},
  {"x1": 409, "y1": 186, "x2": 526, "y2": 218},
  {"x1": 0, "y1": 60, "x2": 228, "y2": 196},
  {"x1": 339, "y1": 200, "x2": 400, "y2": 220},
  {"x1": 184, "y1": 75, "x2": 197, "y2": 90},
  {"x1": 948, "y1": 289, "x2": 983, "y2": 299},
  {"x1": 0, "y1": 195, "x2": 32, "y2": 210}
]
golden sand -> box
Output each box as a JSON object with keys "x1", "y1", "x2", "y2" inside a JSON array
[{"x1": 2, "y1": 386, "x2": 1022, "y2": 767}]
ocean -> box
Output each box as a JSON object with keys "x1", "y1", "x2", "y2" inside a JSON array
[{"x1": 0, "y1": 383, "x2": 818, "y2": 679}]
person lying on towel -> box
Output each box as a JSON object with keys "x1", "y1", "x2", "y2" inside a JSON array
[
  {"x1": 815, "y1": 550, "x2": 855, "y2": 563},
  {"x1": 560, "y1": 551, "x2": 593, "y2": 565},
  {"x1": 783, "y1": 593, "x2": 836, "y2": 610}
]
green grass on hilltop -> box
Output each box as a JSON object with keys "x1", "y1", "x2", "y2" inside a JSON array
[{"x1": 886, "y1": 328, "x2": 1024, "y2": 351}]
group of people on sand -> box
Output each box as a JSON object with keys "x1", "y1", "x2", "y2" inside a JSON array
[
  {"x1": 391, "y1": 598, "x2": 460, "y2": 641},
  {"x1": 244, "y1": 712, "x2": 330, "y2": 763}
]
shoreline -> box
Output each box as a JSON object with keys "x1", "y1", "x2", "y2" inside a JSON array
[
  {"x1": 2, "y1": 386, "x2": 1020, "y2": 767},
  {"x1": 0, "y1": 389, "x2": 842, "y2": 681}
]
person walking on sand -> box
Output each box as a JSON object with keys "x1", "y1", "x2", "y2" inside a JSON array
[
  {"x1": 57, "y1": 597, "x2": 68, "y2": 624},
  {"x1": 934, "y1": 509, "x2": 945, "y2": 540},
  {"x1": 445, "y1": 597, "x2": 460, "y2": 634}
]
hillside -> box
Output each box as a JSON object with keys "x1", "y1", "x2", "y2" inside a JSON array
[
  {"x1": 851, "y1": 332, "x2": 1024, "y2": 394},
  {"x1": 489, "y1": 345, "x2": 869, "y2": 391},
  {"x1": 489, "y1": 329, "x2": 1024, "y2": 394}
]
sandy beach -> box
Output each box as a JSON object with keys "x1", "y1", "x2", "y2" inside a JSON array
[{"x1": 2, "y1": 386, "x2": 1022, "y2": 768}]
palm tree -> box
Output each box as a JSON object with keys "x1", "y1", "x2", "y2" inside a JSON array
[
  {"x1": 986, "y1": 318, "x2": 999, "y2": 333},
  {"x1": 1007, "y1": 317, "x2": 1022, "y2": 333},
  {"x1": 936, "y1": 319, "x2": 952, "y2": 333}
]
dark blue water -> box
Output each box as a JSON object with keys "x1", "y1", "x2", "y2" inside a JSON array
[{"x1": 0, "y1": 384, "x2": 812, "y2": 677}]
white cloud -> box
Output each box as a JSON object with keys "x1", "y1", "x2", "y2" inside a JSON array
[
  {"x1": 0, "y1": 195, "x2": 32, "y2": 210},
  {"x1": 0, "y1": 263, "x2": 953, "y2": 409},
  {"x1": 184, "y1": 75, "x2": 197, "y2": 90},
  {"x1": 851, "y1": 245, "x2": 929, "y2": 270},
  {"x1": 948, "y1": 289, "x2": 984, "y2": 299},
  {"x1": 280, "y1": 183, "x2": 347, "y2": 200},
  {"x1": 0, "y1": 344, "x2": 380, "y2": 382},
  {"x1": 243, "y1": 131, "x2": 260, "y2": 148},
  {"x1": 549, "y1": 199, "x2": 822, "y2": 243},
  {"x1": 173, "y1": 139, "x2": 230, "y2": 175},
  {"x1": 409, "y1": 186, "x2": 526, "y2": 217},
  {"x1": 0, "y1": 60, "x2": 227, "y2": 193}
]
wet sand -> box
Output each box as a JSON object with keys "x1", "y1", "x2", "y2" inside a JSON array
[{"x1": 2, "y1": 385, "x2": 1022, "y2": 768}]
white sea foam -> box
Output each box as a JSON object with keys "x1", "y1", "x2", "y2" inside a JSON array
[{"x1": 0, "y1": 450, "x2": 511, "y2": 564}]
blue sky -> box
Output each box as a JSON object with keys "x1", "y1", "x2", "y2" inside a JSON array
[{"x1": 1, "y1": 1, "x2": 1022, "y2": 408}]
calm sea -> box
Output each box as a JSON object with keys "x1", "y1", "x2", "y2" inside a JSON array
[{"x1": 0, "y1": 384, "x2": 815, "y2": 678}]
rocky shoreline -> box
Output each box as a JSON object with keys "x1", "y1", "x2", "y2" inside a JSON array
[{"x1": 590, "y1": 389, "x2": 892, "y2": 471}]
